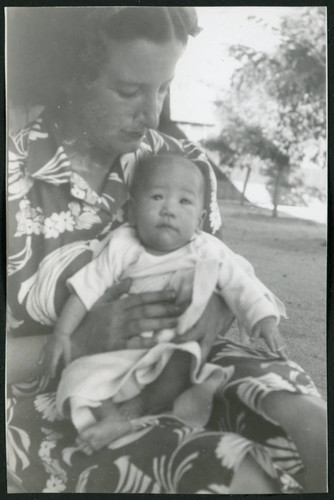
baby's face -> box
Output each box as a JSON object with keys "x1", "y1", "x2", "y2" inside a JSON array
[{"x1": 132, "y1": 157, "x2": 206, "y2": 254}]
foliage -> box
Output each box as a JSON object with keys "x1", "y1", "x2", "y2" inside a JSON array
[{"x1": 207, "y1": 7, "x2": 326, "y2": 215}]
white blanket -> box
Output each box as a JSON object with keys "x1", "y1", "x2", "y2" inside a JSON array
[{"x1": 56, "y1": 341, "x2": 224, "y2": 432}]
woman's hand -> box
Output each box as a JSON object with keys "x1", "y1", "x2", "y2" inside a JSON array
[
  {"x1": 70, "y1": 279, "x2": 181, "y2": 360},
  {"x1": 173, "y1": 294, "x2": 235, "y2": 361}
]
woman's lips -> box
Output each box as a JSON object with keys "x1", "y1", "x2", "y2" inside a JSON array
[{"x1": 122, "y1": 130, "x2": 144, "y2": 140}]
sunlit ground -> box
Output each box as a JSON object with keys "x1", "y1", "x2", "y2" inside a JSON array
[
  {"x1": 220, "y1": 201, "x2": 327, "y2": 396},
  {"x1": 230, "y1": 180, "x2": 327, "y2": 224}
]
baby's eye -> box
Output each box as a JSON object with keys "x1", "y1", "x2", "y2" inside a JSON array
[
  {"x1": 152, "y1": 194, "x2": 163, "y2": 201},
  {"x1": 180, "y1": 198, "x2": 192, "y2": 205}
]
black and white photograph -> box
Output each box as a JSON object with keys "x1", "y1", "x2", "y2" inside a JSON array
[{"x1": 6, "y1": 6, "x2": 327, "y2": 494}]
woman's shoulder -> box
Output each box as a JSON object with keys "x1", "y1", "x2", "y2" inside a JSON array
[{"x1": 8, "y1": 109, "x2": 52, "y2": 156}]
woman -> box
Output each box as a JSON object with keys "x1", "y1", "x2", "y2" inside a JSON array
[{"x1": 7, "y1": 7, "x2": 326, "y2": 493}]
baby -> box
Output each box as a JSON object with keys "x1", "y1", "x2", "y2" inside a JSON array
[{"x1": 43, "y1": 152, "x2": 286, "y2": 454}]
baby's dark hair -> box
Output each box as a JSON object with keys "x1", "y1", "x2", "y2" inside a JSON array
[
  {"x1": 130, "y1": 152, "x2": 206, "y2": 202},
  {"x1": 8, "y1": 7, "x2": 200, "y2": 107}
]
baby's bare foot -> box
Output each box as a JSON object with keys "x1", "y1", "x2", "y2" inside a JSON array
[
  {"x1": 76, "y1": 415, "x2": 132, "y2": 454},
  {"x1": 118, "y1": 395, "x2": 145, "y2": 419}
]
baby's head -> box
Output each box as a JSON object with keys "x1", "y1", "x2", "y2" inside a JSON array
[{"x1": 129, "y1": 153, "x2": 207, "y2": 254}]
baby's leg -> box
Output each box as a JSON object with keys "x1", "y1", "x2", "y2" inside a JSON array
[
  {"x1": 76, "y1": 351, "x2": 193, "y2": 454},
  {"x1": 119, "y1": 350, "x2": 193, "y2": 417},
  {"x1": 76, "y1": 402, "x2": 132, "y2": 455}
]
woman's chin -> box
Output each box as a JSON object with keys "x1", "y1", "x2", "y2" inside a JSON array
[
  {"x1": 117, "y1": 134, "x2": 145, "y2": 153},
  {"x1": 89, "y1": 133, "x2": 143, "y2": 156}
]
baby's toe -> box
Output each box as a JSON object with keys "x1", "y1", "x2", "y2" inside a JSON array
[
  {"x1": 76, "y1": 433, "x2": 96, "y2": 454},
  {"x1": 75, "y1": 436, "x2": 88, "y2": 450},
  {"x1": 81, "y1": 429, "x2": 103, "y2": 451},
  {"x1": 81, "y1": 444, "x2": 94, "y2": 455}
]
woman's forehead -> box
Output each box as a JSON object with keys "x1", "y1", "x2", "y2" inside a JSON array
[{"x1": 102, "y1": 38, "x2": 185, "y2": 84}]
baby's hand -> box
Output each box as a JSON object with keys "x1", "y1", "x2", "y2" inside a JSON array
[
  {"x1": 42, "y1": 334, "x2": 72, "y2": 379},
  {"x1": 251, "y1": 317, "x2": 288, "y2": 359}
]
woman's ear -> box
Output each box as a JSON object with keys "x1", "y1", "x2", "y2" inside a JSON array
[{"x1": 197, "y1": 209, "x2": 207, "y2": 231}]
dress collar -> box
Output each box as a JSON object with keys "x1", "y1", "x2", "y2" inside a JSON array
[{"x1": 25, "y1": 109, "x2": 128, "y2": 212}]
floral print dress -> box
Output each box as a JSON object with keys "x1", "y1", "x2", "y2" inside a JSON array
[{"x1": 6, "y1": 110, "x2": 322, "y2": 493}]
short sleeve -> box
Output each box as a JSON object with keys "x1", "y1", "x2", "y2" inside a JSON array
[{"x1": 66, "y1": 226, "x2": 141, "y2": 310}]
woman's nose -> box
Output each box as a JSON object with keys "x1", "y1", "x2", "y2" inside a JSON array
[{"x1": 140, "y1": 93, "x2": 164, "y2": 129}]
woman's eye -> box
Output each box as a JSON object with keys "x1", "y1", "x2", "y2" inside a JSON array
[
  {"x1": 114, "y1": 88, "x2": 139, "y2": 99},
  {"x1": 152, "y1": 194, "x2": 163, "y2": 201},
  {"x1": 158, "y1": 85, "x2": 169, "y2": 97}
]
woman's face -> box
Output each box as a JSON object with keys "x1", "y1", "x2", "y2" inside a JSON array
[{"x1": 70, "y1": 38, "x2": 185, "y2": 155}]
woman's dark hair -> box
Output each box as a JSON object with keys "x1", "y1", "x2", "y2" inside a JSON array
[{"x1": 7, "y1": 7, "x2": 199, "y2": 107}]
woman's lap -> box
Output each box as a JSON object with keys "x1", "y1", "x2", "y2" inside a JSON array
[
  {"x1": 207, "y1": 338, "x2": 323, "y2": 477},
  {"x1": 7, "y1": 339, "x2": 322, "y2": 493}
]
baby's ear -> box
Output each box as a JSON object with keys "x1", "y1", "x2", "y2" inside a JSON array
[{"x1": 197, "y1": 209, "x2": 207, "y2": 230}]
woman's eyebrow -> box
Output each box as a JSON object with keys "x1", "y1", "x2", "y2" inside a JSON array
[
  {"x1": 114, "y1": 78, "x2": 173, "y2": 88},
  {"x1": 113, "y1": 80, "x2": 140, "y2": 88}
]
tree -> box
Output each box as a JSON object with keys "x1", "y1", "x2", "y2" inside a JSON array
[{"x1": 207, "y1": 7, "x2": 326, "y2": 216}]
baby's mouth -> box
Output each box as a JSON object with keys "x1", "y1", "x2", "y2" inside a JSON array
[{"x1": 157, "y1": 223, "x2": 178, "y2": 232}]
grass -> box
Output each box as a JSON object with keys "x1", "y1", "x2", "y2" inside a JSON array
[{"x1": 218, "y1": 201, "x2": 327, "y2": 397}]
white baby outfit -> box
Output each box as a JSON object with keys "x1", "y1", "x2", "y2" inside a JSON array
[{"x1": 56, "y1": 224, "x2": 285, "y2": 431}]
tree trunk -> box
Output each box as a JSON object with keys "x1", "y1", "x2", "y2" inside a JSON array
[
  {"x1": 241, "y1": 166, "x2": 251, "y2": 205},
  {"x1": 272, "y1": 165, "x2": 284, "y2": 217}
]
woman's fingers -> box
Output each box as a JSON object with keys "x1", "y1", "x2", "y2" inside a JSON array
[
  {"x1": 123, "y1": 289, "x2": 177, "y2": 310},
  {"x1": 124, "y1": 317, "x2": 178, "y2": 338},
  {"x1": 120, "y1": 290, "x2": 181, "y2": 339},
  {"x1": 74, "y1": 288, "x2": 181, "y2": 354},
  {"x1": 96, "y1": 278, "x2": 132, "y2": 305},
  {"x1": 125, "y1": 301, "x2": 181, "y2": 321}
]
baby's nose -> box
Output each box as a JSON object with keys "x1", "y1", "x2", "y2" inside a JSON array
[{"x1": 161, "y1": 200, "x2": 176, "y2": 216}]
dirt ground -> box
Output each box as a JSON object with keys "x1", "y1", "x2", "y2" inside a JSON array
[{"x1": 218, "y1": 201, "x2": 327, "y2": 397}]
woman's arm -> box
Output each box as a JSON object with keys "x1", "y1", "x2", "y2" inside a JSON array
[
  {"x1": 6, "y1": 280, "x2": 180, "y2": 385},
  {"x1": 6, "y1": 334, "x2": 47, "y2": 385}
]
